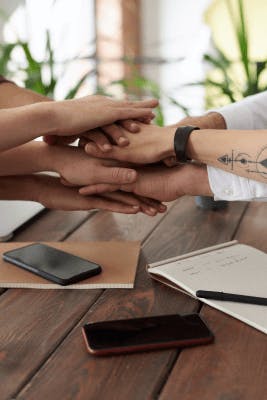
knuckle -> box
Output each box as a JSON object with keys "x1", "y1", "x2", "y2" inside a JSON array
[{"x1": 111, "y1": 167, "x2": 125, "y2": 182}]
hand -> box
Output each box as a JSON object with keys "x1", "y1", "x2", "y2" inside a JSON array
[
  {"x1": 45, "y1": 96, "x2": 158, "y2": 143},
  {"x1": 84, "y1": 123, "x2": 176, "y2": 164},
  {"x1": 44, "y1": 115, "x2": 155, "y2": 148},
  {"x1": 4, "y1": 174, "x2": 162, "y2": 214},
  {"x1": 40, "y1": 175, "x2": 166, "y2": 215},
  {"x1": 50, "y1": 145, "x2": 138, "y2": 187},
  {"x1": 47, "y1": 146, "x2": 166, "y2": 216},
  {"x1": 79, "y1": 164, "x2": 212, "y2": 202}
]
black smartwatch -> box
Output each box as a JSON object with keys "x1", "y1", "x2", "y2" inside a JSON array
[{"x1": 174, "y1": 125, "x2": 200, "y2": 163}]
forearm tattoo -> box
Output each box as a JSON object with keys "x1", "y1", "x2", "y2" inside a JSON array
[{"x1": 218, "y1": 147, "x2": 267, "y2": 179}]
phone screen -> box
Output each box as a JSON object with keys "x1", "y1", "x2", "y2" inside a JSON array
[
  {"x1": 83, "y1": 314, "x2": 213, "y2": 354},
  {"x1": 3, "y1": 243, "x2": 102, "y2": 285}
]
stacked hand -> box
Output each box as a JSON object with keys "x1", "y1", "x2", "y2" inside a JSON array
[{"x1": 1, "y1": 84, "x2": 214, "y2": 213}]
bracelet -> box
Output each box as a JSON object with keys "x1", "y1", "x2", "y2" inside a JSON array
[{"x1": 174, "y1": 125, "x2": 200, "y2": 163}]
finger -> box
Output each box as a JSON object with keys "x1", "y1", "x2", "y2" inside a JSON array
[
  {"x1": 138, "y1": 116, "x2": 154, "y2": 124},
  {"x1": 87, "y1": 130, "x2": 112, "y2": 152},
  {"x1": 90, "y1": 196, "x2": 140, "y2": 214},
  {"x1": 43, "y1": 135, "x2": 78, "y2": 146},
  {"x1": 43, "y1": 135, "x2": 56, "y2": 145},
  {"x1": 119, "y1": 108, "x2": 155, "y2": 121},
  {"x1": 85, "y1": 142, "x2": 114, "y2": 159},
  {"x1": 78, "y1": 137, "x2": 88, "y2": 148},
  {"x1": 101, "y1": 192, "x2": 141, "y2": 207},
  {"x1": 137, "y1": 196, "x2": 167, "y2": 213},
  {"x1": 79, "y1": 183, "x2": 119, "y2": 195},
  {"x1": 102, "y1": 192, "x2": 162, "y2": 216},
  {"x1": 117, "y1": 98, "x2": 159, "y2": 109},
  {"x1": 163, "y1": 156, "x2": 179, "y2": 167},
  {"x1": 120, "y1": 120, "x2": 140, "y2": 133},
  {"x1": 96, "y1": 165, "x2": 137, "y2": 185},
  {"x1": 102, "y1": 124, "x2": 129, "y2": 146}
]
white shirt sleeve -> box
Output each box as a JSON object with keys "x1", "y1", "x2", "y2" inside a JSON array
[{"x1": 206, "y1": 91, "x2": 267, "y2": 201}]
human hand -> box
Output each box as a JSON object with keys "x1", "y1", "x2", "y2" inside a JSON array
[
  {"x1": 46, "y1": 145, "x2": 165, "y2": 216},
  {"x1": 83, "y1": 122, "x2": 176, "y2": 164},
  {"x1": 44, "y1": 96, "x2": 158, "y2": 144},
  {"x1": 79, "y1": 163, "x2": 212, "y2": 202},
  {"x1": 34, "y1": 174, "x2": 163, "y2": 214},
  {"x1": 0, "y1": 174, "x2": 162, "y2": 214},
  {"x1": 44, "y1": 114, "x2": 155, "y2": 148}
]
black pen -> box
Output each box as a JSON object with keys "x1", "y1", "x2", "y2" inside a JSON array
[{"x1": 196, "y1": 290, "x2": 267, "y2": 306}]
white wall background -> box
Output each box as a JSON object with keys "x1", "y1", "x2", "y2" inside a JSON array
[{"x1": 141, "y1": 0, "x2": 211, "y2": 123}]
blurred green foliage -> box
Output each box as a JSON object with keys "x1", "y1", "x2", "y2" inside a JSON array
[{"x1": 195, "y1": 0, "x2": 267, "y2": 108}]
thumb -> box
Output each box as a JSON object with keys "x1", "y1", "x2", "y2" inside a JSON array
[{"x1": 97, "y1": 166, "x2": 137, "y2": 185}]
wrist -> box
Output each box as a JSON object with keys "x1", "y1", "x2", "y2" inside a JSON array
[
  {"x1": 177, "y1": 164, "x2": 212, "y2": 197},
  {"x1": 30, "y1": 101, "x2": 58, "y2": 137},
  {"x1": 40, "y1": 143, "x2": 68, "y2": 174},
  {"x1": 161, "y1": 127, "x2": 176, "y2": 158},
  {"x1": 205, "y1": 112, "x2": 226, "y2": 129}
]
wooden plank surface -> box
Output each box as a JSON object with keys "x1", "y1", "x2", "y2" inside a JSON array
[
  {"x1": 12, "y1": 210, "x2": 91, "y2": 242},
  {"x1": 17, "y1": 198, "x2": 247, "y2": 400},
  {"x1": 159, "y1": 201, "x2": 267, "y2": 400},
  {"x1": 0, "y1": 209, "x2": 95, "y2": 399},
  {"x1": 0, "y1": 208, "x2": 167, "y2": 399}
]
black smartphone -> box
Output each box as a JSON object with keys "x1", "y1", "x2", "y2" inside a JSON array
[
  {"x1": 3, "y1": 243, "x2": 102, "y2": 286},
  {"x1": 82, "y1": 313, "x2": 214, "y2": 356}
]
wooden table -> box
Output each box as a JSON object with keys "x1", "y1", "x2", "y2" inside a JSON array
[{"x1": 1, "y1": 197, "x2": 267, "y2": 400}]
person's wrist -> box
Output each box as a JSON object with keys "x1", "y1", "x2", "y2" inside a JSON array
[
  {"x1": 29, "y1": 101, "x2": 59, "y2": 137},
  {"x1": 205, "y1": 112, "x2": 226, "y2": 129},
  {"x1": 161, "y1": 127, "x2": 176, "y2": 158},
  {"x1": 176, "y1": 164, "x2": 212, "y2": 197}
]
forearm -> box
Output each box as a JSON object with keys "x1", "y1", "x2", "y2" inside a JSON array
[
  {"x1": 169, "y1": 112, "x2": 226, "y2": 130},
  {"x1": 0, "y1": 174, "x2": 40, "y2": 201},
  {"x1": 187, "y1": 129, "x2": 267, "y2": 184},
  {"x1": 0, "y1": 102, "x2": 57, "y2": 151},
  {"x1": 0, "y1": 141, "x2": 66, "y2": 176},
  {"x1": 0, "y1": 82, "x2": 52, "y2": 109}
]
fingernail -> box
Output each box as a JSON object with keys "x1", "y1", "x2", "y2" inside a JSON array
[
  {"x1": 130, "y1": 123, "x2": 139, "y2": 131},
  {"x1": 149, "y1": 207, "x2": 157, "y2": 213},
  {"x1": 159, "y1": 204, "x2": 167, "y2": 211},
  {"x1": 127, "y1": 170, "x2": 136, "y2": 182},
  {"x1": 118, "y1": 137, "x2": 129, "y2": 145},
  {"x1": 103, "y1": 144, "x2": 112, "y2": 151}
]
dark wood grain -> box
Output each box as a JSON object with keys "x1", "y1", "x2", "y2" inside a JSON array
[
  {"x1": 66, "y1": 205, "x2": 173, "y2": 241},
  {"x1": 0, "y1": 208, "x2": 167, "y2": 399},
  {"x1": 0, "y1": 209, "x2": 95, "y2": 399},
  {"x1": 159, "y1": 200, "x2": 267, "y2": 400},
  {"x1": 160, "y1": 306, "x2": 267, "y2": 400},
  {"x1": 17, "y1": 197, "x2": 247, "y2": 400},
  {"x1": 12, "y1": 210, "x2": 92, "y2": 242}
]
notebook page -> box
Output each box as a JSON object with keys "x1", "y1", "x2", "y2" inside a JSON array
[{"x1": 148, "y1": 244, "x2": 267, "y2": 334}]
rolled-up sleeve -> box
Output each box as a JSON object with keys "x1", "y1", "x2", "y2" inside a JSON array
[{"x1": 207, "y1": 91, "x2": 267, "y2": 201}]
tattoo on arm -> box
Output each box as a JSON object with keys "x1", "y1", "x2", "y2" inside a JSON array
[{"x1": 218, "y1": 146, "x2": 267, "y2": 179}]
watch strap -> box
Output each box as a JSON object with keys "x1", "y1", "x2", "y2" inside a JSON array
[{"x1": 174, "y1": 125, "x2": 200, "y2": 163}]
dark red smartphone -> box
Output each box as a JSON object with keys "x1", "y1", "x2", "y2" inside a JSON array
[{"x1": 82, "y1": 313, "x2": 214, "y2": 356}]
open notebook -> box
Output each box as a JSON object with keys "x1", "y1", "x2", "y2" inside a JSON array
[
  {"x1": 0, "y1": 241, "x2": 140, "y2": 289},
  {"x1": 147, "y1": 241, "x2": 267, "y2": 335}
]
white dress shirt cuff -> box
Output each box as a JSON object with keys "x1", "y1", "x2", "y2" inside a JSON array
[{"x1": 207, "y1": 166, "x2": 267, "y2": 201}]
